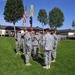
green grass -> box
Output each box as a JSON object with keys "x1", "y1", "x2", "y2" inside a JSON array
[{"x1": 0, "y1": 37, "x2": 75, "y2": 75}]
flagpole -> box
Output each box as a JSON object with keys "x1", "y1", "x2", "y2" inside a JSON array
[
  {"x1": 24, "y1": 23, "x2": 26, "y2": 30},
  {"x1": 30, "y1": 16, "x2": 32, "y2": 30},
  {"x1": 30, "y1": 4, "x2": 34, "y2": 30},
  {"x1": 25, "y1": 5, "x2": 27, "y2": 30},
  {"x1": 24, "y1": 5, "x2": 26, "y2": 30},
  {"x1": 22, "y1": 22, "x2": 26, "y2": 30}
]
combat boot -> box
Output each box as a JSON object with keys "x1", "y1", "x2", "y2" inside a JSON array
[
  {"x1": 43, "y1": 65, "x2": 49, "y2": 69},
  {"x1": 25, "y1": 63, "x2": 32, "y2": 66}
]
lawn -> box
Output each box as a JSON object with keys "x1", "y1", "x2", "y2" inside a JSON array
[{"x1": 0, "y1": 37, "x2": 75, "y2": 75}]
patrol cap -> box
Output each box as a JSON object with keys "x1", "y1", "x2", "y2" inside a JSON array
[{"x1": 27, "y1": 28, "x2": 32, "y2": 32}]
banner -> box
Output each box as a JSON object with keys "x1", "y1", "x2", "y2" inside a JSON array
[{"x1": 30, "y1": 5, "x2": 34, "y2": 17}]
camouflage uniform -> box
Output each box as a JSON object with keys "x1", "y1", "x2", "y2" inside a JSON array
[
  {"x1": 51, "y1": 33, "x2": 58, "y2": 60},
  {"x1": 38, "y1": 33, "x2": 42, "y2": 53},
  {"x1": 32, "y1": 34, "x2": 40, "y2": 60},
  {"x1": 24, "y1": 32, "x2": 32, "y2": 64},
  {"x1": 21, "y1": 31, "x2": 27, "y2": 54},
  {"x1": 16, "y1": 31, "x2": 22, "y2": 54},
  {"x1": 43, "y1": 32, "x2": 54, "y2": 68}
]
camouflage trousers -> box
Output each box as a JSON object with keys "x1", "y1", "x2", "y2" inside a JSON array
[{"x1": 44, "y1": 50, "x2": 52, "y2": 65}]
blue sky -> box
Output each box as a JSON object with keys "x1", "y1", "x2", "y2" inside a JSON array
[{"x1": 0, "y1": 0, "x2": 75, "y2": 29}]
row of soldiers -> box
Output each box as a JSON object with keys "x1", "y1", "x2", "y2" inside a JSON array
[{"x1": 15, "y1": 28, "x2": 58, "y2": 69}]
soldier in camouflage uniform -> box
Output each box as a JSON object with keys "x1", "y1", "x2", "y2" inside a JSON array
[
  {"x1": 51, "y1": 30, "x2": 58, "y2": 62},
  {"x1": 15, "y1": 30, "x2": 22, "y2": 55},
  {"x1": 21, "y1": 30, "x2": 27, "y2": 54},
  {"x1": 43, "y1": 28, "x2": 54, "y2": 69},
  {"x1": 32, "y1": 30, "x2": 41, "y2": 60},
  {"x1": 24, "y1": 29, "x2": 32, "y2": 66},
  {"x1": 37, "y1": 31, "x2": 42, "y2": 53}
]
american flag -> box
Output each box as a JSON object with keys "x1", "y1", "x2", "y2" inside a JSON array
[{"x1": 23, "y1": 6, "x2": 27, "y2": 24}]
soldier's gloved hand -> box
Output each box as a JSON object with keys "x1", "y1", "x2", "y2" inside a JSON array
[
  {"x1": 34, "y1": 36, "x2": 36, "y2": 39},
  {"x1": 38, "y1": 41, "x2": 41, "y2": 44},
  {"x1": 53, "y1": 47, "x2": 55, "y2": 49},
  {"x1": 28, "y1": 46, "x2": 31, "y2": 51},
  {"x1": 15, "y1": 38, "x2": 17, "y2": 41}
]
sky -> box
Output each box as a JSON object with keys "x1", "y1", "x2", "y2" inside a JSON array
[{"x1": 0, "y1": 0, "x2": 75, "y2": 30}]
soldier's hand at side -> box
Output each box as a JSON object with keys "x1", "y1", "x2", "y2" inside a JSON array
[
  {"x1": 15, "y1": 38, "x2": 17, "y2": 41},
  {"x1": 38, "y1": 42, "x2": 41, "y2": 44},
  {"x1": 53, "y1": 47, "x2": 55, "y2": 49}
]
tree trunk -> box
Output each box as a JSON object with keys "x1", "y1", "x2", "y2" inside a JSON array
[
  {"x1": 13, "y1": 23, "x2": 16, "y2": 38},
  {"x1": 42, "y1": 23, "x2": 44, "y2": 35}
]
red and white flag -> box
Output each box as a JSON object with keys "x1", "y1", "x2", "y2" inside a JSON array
[{"x1": 23, "y1": 10, "x2": 27, "y2": 24}]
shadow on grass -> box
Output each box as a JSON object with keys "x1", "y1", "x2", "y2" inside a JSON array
[
  {"x1": 14, "y1": 49, "x2": 16, "y2": 53},
  {"x1": 14, "y1": 48, "x2": 23, "y2": 53},
  {"x1": 40, "y1": 53, "x2": 44, "y2": 57},
  {"x1": 20, "y1": 48, "x2": 23, "y2": 53},
  {"x1": 31, "y1": 52, "x2": 44, "y2": 66},
  {"x1": 34, "y1": 57, "x2": 44, "y2": 66},
  {"x1": 21, "y1": 54, "x2": 25, "y2": 64}
]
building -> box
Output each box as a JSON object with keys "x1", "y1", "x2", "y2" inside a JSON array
[
  {"x1": 57, "y1": 29, "x2": 75, "y2": 35},
  {"x1": 0, "y1": 25, "x2": 43, "y2": 36},
  {"x1": 0, "y1": 25, "x2": 75, "y2": 39},
  {"x1": 57, "y1": 29, "x2": 75, "y2": 39}
]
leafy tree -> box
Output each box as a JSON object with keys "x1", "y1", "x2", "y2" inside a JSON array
[
  {"x1": 48, "y1": 7, "x2": 64, "y2": 30},
  {"x1": 37, "y1": 9, "x2": 48, "y2": 33},
  {"x1": 72, "y1": 20, "x2": 75, "y2": 30},
  {"x1": 4, "y1": 0, "x2": 24, "y2": 37}
]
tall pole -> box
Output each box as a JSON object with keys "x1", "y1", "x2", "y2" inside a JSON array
[
  {"x1": 30, "y1": 4, "x2": 34, "y2": 30},
  {"x1": 42, "y1": 23, "x2": 44, "y2": 35},
  {"x1": 30, "y1": 16, "x2": 32, "y2": 30},
  {"x1": 13, "y1": 23, "x2": 16, "y2": 38}
]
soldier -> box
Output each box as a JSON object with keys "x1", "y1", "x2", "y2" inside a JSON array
[
  {"x1": 24, "y1": 28, "x2": 32, "y2": 66},
  {"x1": 15, "y1": 29, "x2": 22, "y2": 55},
  {"x1": 32, "y1": 30, "x2": 41, "y2": 60},
  {"x1": 37, "y1": 30, "x2": 42, "y2": 53},
  {"x1": 21, "y1": 30, "x2": 27, "y2": 54},
  {"x1": 43, "y1": 28, "x2": 54, "y2": 69},
  {"x1": 51, "y1": 29, "x2": 58, "y2": 62}
]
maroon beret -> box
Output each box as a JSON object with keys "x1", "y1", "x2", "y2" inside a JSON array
[{"x1": 27, "y1": 28, "x2": 32, "y2": 32}]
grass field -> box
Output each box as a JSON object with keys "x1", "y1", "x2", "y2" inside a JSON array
[{"x1": 0, "y1": 37, "x2": 75, "y2": 75}]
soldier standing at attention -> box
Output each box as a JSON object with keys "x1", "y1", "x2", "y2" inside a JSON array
[
  {"x1": 15, "y1": 29, "x2": 22, "y2": 55},
  {"x1": 43, "y1": 28, "x2": 54, "y2": 69},
  {"x1": 32, "y1": 30, "x2": 40, "y2": 60},
  {"x1": 24, "y1": 29, "x2": 32, "y2": 66},
  {"x1": 21, "y1": 30, "x2": 27, "y2": 54},
  {"x1": 37, "y1": 30, "x2": 42, "y2": 53},
  {"x1": 51, "y1": 30, "x2": 58, "y2": 62}
]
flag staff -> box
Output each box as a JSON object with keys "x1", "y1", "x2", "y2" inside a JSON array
[{"x1": 30, "y1": 4, "x2": 34, "y2": 30}]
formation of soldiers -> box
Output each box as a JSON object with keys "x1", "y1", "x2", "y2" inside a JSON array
[{"x1": 15, "y1": 28, "x2": 58, "y2": 69}]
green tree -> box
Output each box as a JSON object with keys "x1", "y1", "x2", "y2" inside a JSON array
[
  {"x1": 48, "y1": 7, "x2": 64, "y2": 30},
  {"x1": 72, "y1": 20, "x2": 75, "y2": 30},
  {"x1": 37, "y1": 9, "x2": 48, "y2": 33},
  {"x1": 4, "y1": 0, "x2": 24, "y2": 37}
]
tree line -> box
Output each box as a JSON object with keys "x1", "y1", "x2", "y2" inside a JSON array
[{"x1": 3, "y1": 0, "x2": 65, "y2": 37}]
